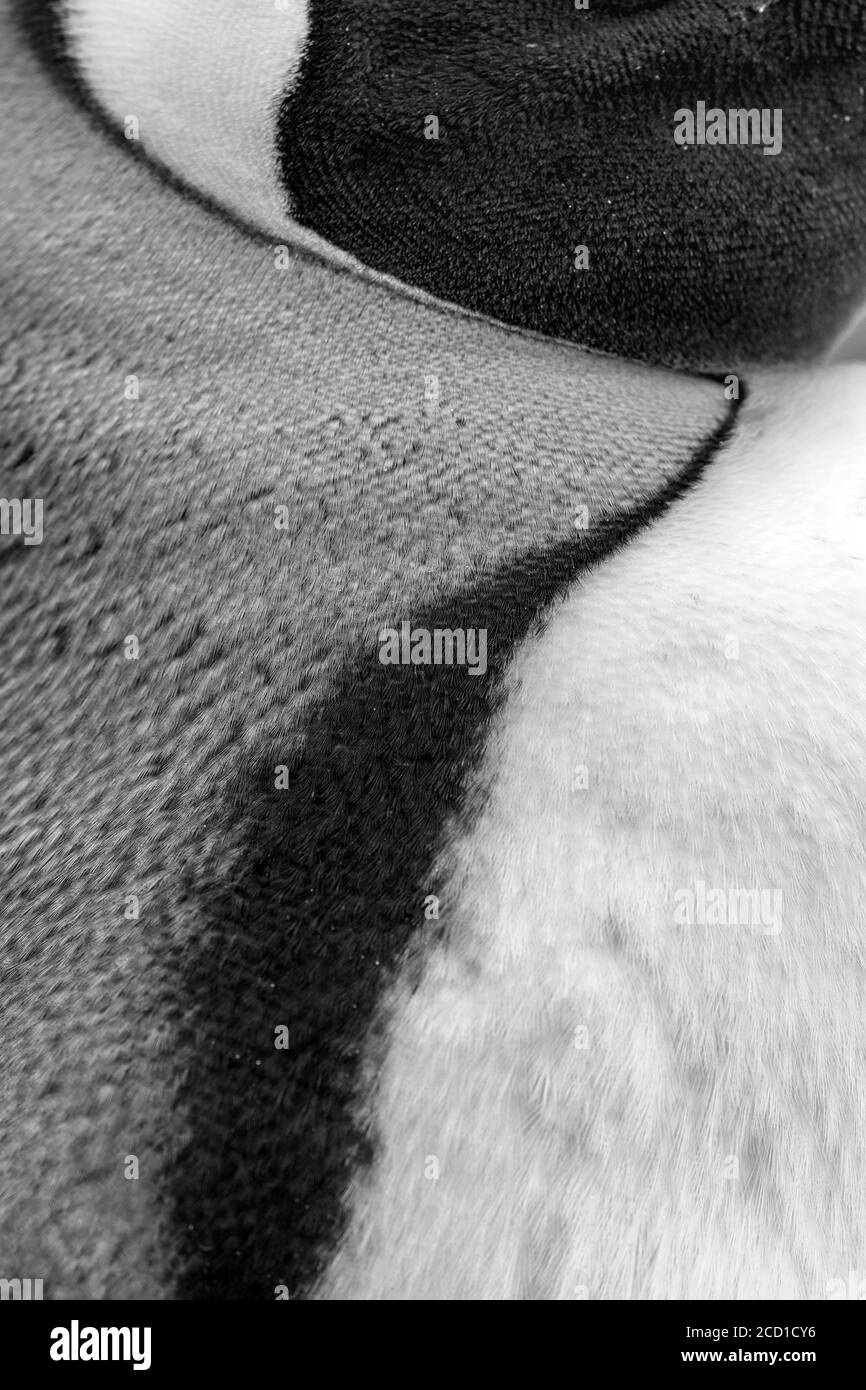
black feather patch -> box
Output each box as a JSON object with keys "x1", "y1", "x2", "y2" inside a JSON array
[{"x1": 278, "y1": 0, "x2": 866, "y2": 369}]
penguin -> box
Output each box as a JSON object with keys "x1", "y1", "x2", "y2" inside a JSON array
[{"x1": 1, "y1": 0, "x2": 864, "y2": 1300}]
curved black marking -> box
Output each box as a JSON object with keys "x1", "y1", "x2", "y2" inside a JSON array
[
  {"x1": 278, "y1": 0, "x2": 866, "y2": 368},
  {"x1": 11, "y1": 0, "x2": 73, "y2": 91},
  {"x1": 170, "y1": 390, "x2": 743, "y2": 1299}
]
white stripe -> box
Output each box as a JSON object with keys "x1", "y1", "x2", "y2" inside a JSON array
[{"x1": 63, "y1": 0, "x2": 309, "y2": 240}]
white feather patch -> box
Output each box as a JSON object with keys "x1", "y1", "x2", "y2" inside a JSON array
[{"x1": 63, "y1": 0, "x2": 309, "y2": 239}]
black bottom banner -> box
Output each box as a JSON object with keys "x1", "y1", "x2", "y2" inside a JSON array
[{"x1": 0, "y1": 1299, "x2": 859, "y2": 1377}]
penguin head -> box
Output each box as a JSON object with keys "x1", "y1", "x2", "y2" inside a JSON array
[{"x1": 52, "y1": 0, "x2": 866, "y2": 370}]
